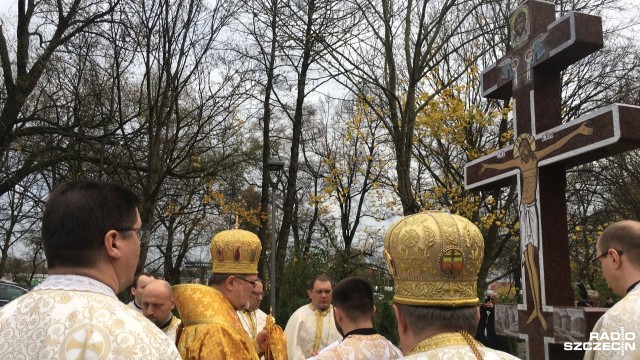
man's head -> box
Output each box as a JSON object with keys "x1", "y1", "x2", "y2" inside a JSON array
[
  {"x1": 383, "y1": 211, "x2": 485, "y2": 352},
  {"x1": 42, "y1": 179, "x2": 142, "y2": 292},
  {"x1": 206, "y1": 226, "x2": 263, "y2": 311},
  {"x1": 247, "y1": 279, "x2": 264, "y2": 312},
  {"x1": 209, "y1": 273, "x2": 260, "y2": 311},
  {"x1": 606, "y1": 297, "x2": 614, "y2": 304},
  {"x1": 586, "y1": 290, "x2": 599, "y2": 307},
  {"x1": 513, "y1": 133, "x2": 536, "y2": 163},
  {"x1": 484, "y1": 290, "x2": 498, "y2": 306},
  {"x1": 594, "y1": 220, "x2": 640, "y2": 296},
  {"x1": 141, "y1": 279, "x2": 175, "y2": 326},
  {"x1": 131, "y1": 272, "x2": 155, "y2": 306},
  {"x1": 307, "y1": 274, "x2": 333, "y2": 311},
  {"x1": 331, "y1": 277, "x2": 375, "y2": 336}
]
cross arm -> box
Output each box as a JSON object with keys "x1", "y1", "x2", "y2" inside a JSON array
[
  {"x1": 465, "y1": 104, "x2": 640, "y2": 191},
  {"x1": 537, "y1": 104, "x2": 640, "y2": 169},
  {"x1": 465, "y1": 146, "x2": 520, "y2": 191},
  {"x1": 481, "y1": 11, "x2": 603, "y2": 101}
]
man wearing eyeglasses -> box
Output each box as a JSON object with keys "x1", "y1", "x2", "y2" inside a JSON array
[
  {"x1": 172, "y1": 226, "x2": 277, "y2": 359},
  {"x1": 0, "y1": 179, "x2": 181, "y2": 359},
  {"x1": 237, "y1": 279, "x2": 267, "y2": 340},
  {"x1": 584, "y1": 220, "x2": 640, "y2": 360}
]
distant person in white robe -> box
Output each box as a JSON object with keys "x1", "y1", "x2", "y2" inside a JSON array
[
  {"x1": 313, "y1": 276, "x2": 402, "y2": 360},
  {"x1": 0, "y1": 179, "x2": 181, "y2": 359},
  {"x1": 285, "y1": 274, "x2": 341, "y2": 359},
  {"x1": 237, "y1": 279, "x2": 268, "y2": 358},
  {"x1": 585, "y1": 220, "x2": 640, "y2": 360},
  {"x1": 129, "y1": 271, "x2": 155, "y2": 312},
  {"x1": 142, "y1": 279, "x2": 181, "y2": 343},
  {"x1": 383, "y1": 211, "x2": 520, "y2": 359}
]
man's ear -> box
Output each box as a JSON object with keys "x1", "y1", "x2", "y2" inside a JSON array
[
  {"x1": 104, "y1": 229, "x2": 122, "y2": 259},
  {"x1": 333, "y1": 306, "x2": 343, "y2": 324},
  {"x1": 225, "y1": 275, "x2": 236, "y2": 291},
  {"x1": 611, "y1": 249, "x2": 623, "y2": 269},
  {"x1": 372, "y1": 305, "x2": 377, "y2": 318},
  {"x1": 307, "y1": 289, "x2": 313, "y2": 300},
  {"x1": 393, "y1": 304, "x2": 406, "y2": 335}
]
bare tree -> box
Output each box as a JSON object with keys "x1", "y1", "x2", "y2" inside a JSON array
[
  {"x1": 0, "y1": 0, "x2": 119, "y2": 196},
  {"x1": 321, "y1": 0, "x2": 492, "y2": 215}
]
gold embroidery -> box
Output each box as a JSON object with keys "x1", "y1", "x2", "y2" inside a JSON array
[
  {"x1": 0, "y1": 286, "x2": 179, "y2": 359},
  {"x1": 383, "y1": 211, "x2": 483, "y2": 306},
  {"x1": 310, "y1": 304, "x2": 331, "y2": 353},
  {"x1": 407, "y1": 332, "x2": 484, "y2": 355},
  {"x1": 173, "y1": 284, "x2": 258, "y2": 359},
  {"x1": 210, "y1": 228, "x2": 262, "y2": 275},
  {"x1": 242, "y1": 310, "x2": 257, "y2": 339}
]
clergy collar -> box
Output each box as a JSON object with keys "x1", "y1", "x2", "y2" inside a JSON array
[
  {"x1": 343, "y1": 328, "x2": 377, "y2": 340},
  {"x1": 133, "y1": 300, "x2": 142, "y2": 310},
  {"x1": 309, "y1": 303, "x2": 332, "y2": 316},
  {"x1": 407, "y1": 331, "x2": 483, "y2": 356},
  {"x1": 626, "y1": 280, "x2": 640, "y2": 295},
  {"x1": 159, "y1": 315, "x2": 175, "y2": 330}
]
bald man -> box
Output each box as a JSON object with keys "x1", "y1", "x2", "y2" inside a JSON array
[
  {"x1": 141, "y1": 280, "x2": 181, "y2": 343},
  {"x1": 585, "y1": 220, "x2": 640, "y2": 360}
]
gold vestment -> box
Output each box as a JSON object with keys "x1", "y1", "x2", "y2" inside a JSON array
[{"x1": 174, "y1": 284, "x2": 259, "y2": 360}]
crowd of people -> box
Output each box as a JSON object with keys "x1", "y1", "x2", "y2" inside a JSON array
[{"x1": 0, "y1": 179, "x2": 638, "y2": 359}]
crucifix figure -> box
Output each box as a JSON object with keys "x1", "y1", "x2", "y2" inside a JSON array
[
  {"x1": 465, "y1": 0, "x2": 640, "y2": 359},
  {"x1": 480, "y1": 123, "x2": 593, "y2": 331}
]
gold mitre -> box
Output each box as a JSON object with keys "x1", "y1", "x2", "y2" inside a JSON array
[
  {"x1": 383, "y1": 211, "x2": 484, "y2": 307},
  {"x1": 210, "y1": 225, "x2": 262, "y2": 275}
]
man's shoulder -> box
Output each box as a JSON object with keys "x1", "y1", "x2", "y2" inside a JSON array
[
  {"x1": 0, "y1": 289, "x2": 181, "y2": 359},
  {"x1": 170, "y1": 315, "x2": 182, "y2": 326},
  {"x1": 345, "y1": 334, "x2": 401, "y2": 351},
  {"x1": 287, "y1": 303, "x2": 311, "y2": 319},
  {"x1": 597, "y1": 293, "x2": 640, "y2": 327},
  {"x1": 404, "y1": 346, "x2": 519, "y2": 359},
  {"x1": 255, "y1": 308, "x2": 268, "y2": 321}
]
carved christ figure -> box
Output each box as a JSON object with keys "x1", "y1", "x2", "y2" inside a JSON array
[{"x1": 480, "y1": 122, "x2": 593, "y2": 330}]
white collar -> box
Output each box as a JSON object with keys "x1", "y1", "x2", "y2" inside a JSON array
[{"x1": 34, "y1": 274, "x2": 116, "y2": 298}]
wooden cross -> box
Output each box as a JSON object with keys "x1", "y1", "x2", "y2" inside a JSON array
[{"x1": 464, "y1": 1, "x2": 640, "y2": 359}]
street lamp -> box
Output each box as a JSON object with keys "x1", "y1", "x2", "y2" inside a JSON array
[{"x1": 267, "y1": 157, "x2": 284, "y2": 314}]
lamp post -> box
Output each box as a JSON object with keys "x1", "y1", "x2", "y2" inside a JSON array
[{"x1": 267, "y1": 157, "x2": 284, "y2": 314}]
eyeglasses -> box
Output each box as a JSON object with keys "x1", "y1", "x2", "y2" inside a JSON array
[
  {"x1": 115, "y1": 227, "x2": 148, "y2": 241},
  {"x1": 235, "y1": 276, "x2": 258, "y2": 288},
  {"x1": 592, "y1": 249, "x2": 624, "y2": 265}
]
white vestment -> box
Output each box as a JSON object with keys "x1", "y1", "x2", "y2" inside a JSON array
[
  {"x1": 284, "y1": 303, "x2": 341, "y2": 360},
  {"x1": 584, "y1": 283, "x2": 640, "y2": 360},
  {"x1": 238, "y1": 309, "x2": 268, "y2": 359},
  {"x1": 238, "y1": 308, "x2": 268, "y2": 339},
  {"x1": 161, "y1": 315, "x2": 182, "y2": 344},
  {"x1": 0, "y1": 275, "x2": 181, "y2": 360},
  {"x1": 313, "y1": 333, "x2": 403, "y2": 360},
  {"x1": 401, "y1": 332, "x2": 519, "y2": 360},
  {"x1": 129, "y1": 300, "x2": 143, "y2": 313},
  {"x1": 403, "y1": 345, "x2": 520, "y2": 360}
]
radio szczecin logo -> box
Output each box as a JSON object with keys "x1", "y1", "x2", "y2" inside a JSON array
[{"x1": 564, "y1": 330, "x2": 636, "y2": 353}]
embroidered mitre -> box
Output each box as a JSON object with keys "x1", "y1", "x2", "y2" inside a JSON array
[
  {"x1": 210, "y1": 226, "x2": 262, "y2": 275},
  {"x1": 383, "y1": 211, "x2": 484, "y2": 307}
]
